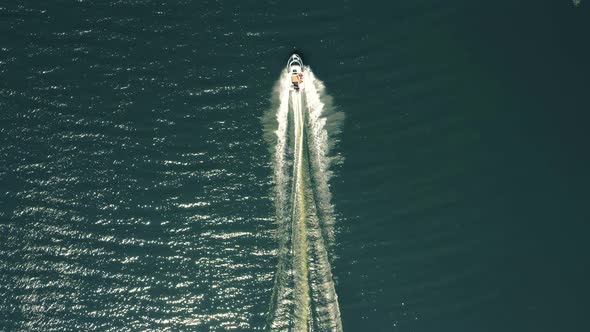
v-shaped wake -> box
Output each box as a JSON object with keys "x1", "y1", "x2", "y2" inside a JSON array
[{"x1": 263, "y1": 64, "x2": 344, "y2": 331}]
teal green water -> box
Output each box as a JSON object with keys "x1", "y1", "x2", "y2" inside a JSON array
[{"x1": 1, "y1": 1, "x2": 589, "y2": 331}]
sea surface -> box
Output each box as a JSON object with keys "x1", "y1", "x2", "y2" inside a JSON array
[{"x1": 1, "y1": 1, "x2": 589, "y2": 331}]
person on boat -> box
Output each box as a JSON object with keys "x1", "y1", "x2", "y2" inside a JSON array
[{"x1": 291, "y1": 72, "x2": 300, "y2": 89}]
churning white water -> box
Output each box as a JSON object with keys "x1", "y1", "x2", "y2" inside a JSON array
[{"x1": 263, "y1": 66, "x2": 344, "y2": 331}]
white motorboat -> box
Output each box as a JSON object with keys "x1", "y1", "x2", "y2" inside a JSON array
[{"x1": 287, "y1": 54, "x2": 304, "y2": 92}]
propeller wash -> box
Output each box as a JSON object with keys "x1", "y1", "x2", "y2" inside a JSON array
[{"x1": 263, "y1": 54, "x2": 344, "y2": 331}]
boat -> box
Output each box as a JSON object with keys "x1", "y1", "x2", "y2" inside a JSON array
[{"x1": 287, "y1": 54, "x2": 304, "y2": 92}]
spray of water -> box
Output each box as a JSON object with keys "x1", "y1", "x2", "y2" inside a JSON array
[{"x1": 262, "y1": 66, "x2": 344, "y2": 331}]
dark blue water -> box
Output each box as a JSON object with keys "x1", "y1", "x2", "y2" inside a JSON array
[{"x1": 1, "y1": 0, "x2": 589, "y2": 331}]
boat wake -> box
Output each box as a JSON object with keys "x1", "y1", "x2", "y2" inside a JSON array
[{"x1": 262, "y1": 64, "x2": 344, "y2": 331}]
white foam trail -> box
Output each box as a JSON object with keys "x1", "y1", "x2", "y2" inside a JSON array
[
  {"x1": 273, "y1": 70, "x2": 292, "y2": 225},
  {"x1": 304, "y1": 69, "x2": 340, "y2": 248},
  {"x1": 264, "y1": 66, "x2": 343, "y2": 332},
  {"x1": 264, "y1": 70, "x2": 295, "y2": 331},
  {"x1": 303, "y1": 68, "x2": 343, "y2": 332}
]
